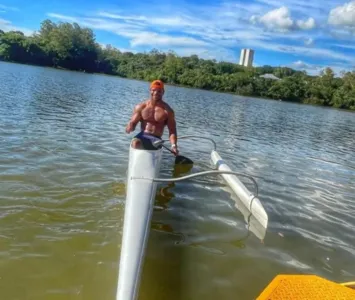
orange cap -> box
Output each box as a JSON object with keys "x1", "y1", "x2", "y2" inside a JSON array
[{"x1": 150, "y1": 80, "x2": 164, "y2": 90}]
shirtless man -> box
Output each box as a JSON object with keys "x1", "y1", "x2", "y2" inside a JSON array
[{"x1": 125, "y1": 80, "x2": 179, "y2": 155}]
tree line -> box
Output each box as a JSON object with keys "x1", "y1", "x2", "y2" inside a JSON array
[{"x1": 0, "y1": 19, "x2": 354, "y2": 110}]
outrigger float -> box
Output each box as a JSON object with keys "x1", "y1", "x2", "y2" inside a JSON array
[{"x1": 116, "y1": 135, "x2": 268, "y2": 300}]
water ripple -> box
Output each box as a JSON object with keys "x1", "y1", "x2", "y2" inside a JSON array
[{"x1": 1, "y1": 62, "x2": 355, "y2": 300}]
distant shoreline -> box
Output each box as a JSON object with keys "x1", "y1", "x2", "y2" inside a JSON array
[
  {"x1": 2, "y1": 60, "x2": 353, "y2": 114},
  {"x1": 1, "y1": 20, "x2": 354, "y2": 111}
]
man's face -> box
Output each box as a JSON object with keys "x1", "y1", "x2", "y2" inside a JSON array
[{"x1": 150, "y1": 88, "x2": 164, "y2": 101}]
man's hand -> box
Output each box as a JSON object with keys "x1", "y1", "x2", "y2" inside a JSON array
[
  {"x1": 166, "y1": 105, "x2": 178, "y2": 155},
  {"x1": 171, "y1": 144, "x2": 179, "y2": 156},
  {"x1": 126, "y1": 122, "x2": 134, "y2": 134}
]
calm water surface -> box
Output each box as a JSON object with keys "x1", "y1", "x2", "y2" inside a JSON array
[{"x1": 1, "y1": 61, "x2": 355, "y2": 300}]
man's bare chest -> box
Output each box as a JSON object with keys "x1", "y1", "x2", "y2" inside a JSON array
[{"x1": 141, "y1": 106, "x2": 168, "y2": 123}]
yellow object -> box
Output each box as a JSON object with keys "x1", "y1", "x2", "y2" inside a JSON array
[
  {"x1": 257, "y1": 275, "x2": 355, "y2": 300},
  {"x1": 340, "y1": 281, "x2": 355, "y2": 289}
]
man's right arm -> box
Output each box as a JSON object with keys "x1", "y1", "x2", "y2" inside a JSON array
[{"x1": 126, "y1": 103, "x2": 144, "y2": 133}]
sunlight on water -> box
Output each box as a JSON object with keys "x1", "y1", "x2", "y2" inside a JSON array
[{"x1": 0, "y1": 61, "x2": 355, "y2": 299}]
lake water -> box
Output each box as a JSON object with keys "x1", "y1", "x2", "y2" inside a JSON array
[{"x1": 1, "y1": 61, "x2": 355, "y2": 300}]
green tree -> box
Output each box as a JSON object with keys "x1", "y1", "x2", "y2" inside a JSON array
[
  {"x1": 332, "y1": 72, "x2": 355, "y2": 109},
  {"x1": 0, "y1": 31, "x2": 27, "y2": 62},
  {"x1": 0, "y1": 18, "x2": 354, "y2": 110}
]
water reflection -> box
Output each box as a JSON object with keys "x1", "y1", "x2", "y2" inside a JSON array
[
  {"x1": 29, "y1": 79, "x2": 90, "y2": 130},
  {"x1": 153, "y1": 162, "x2": 193, "y2": 241},
  {"x1": 139, "y1": 163, "x2": 194, "y2": 300},
  {"x1": 152, "y1": 161, "x2": 267, "y2": 252},
  {"x1": 225, "y1": 186, "x2": 267, "y2": 242},
  {"x1": 154, "y1": 163, "x2": 194, "y2": 211}
]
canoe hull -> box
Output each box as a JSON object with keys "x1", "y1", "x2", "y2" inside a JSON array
[
  {"x1": 211, "y1": 150, "x2": 268, "y2": 228},
  {"x1": 116, "y1": 145, "x2": 163, "y2": 300}
]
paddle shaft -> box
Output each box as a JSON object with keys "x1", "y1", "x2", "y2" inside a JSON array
[
  {"x1": 160, "y1": 144, "x2": 193, "y2": 164},
  {"x1": 161, "y1": 144, "x2": 177, "y2": 155}
]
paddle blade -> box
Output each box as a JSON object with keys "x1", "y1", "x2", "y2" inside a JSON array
[
  {"x1": 175, "y1": 155, "x2": 193, "y2": 165},
  {"x1": 173, "y1": 163, "x2": 193, "y2": 176}
]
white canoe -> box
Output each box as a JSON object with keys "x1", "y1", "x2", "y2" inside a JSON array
[
  {"x1": 211, "y1": 150, "x2": 268, "y2": 229},
  {"x1": 116, "y1": 144, "x2": 163, "y2": 300}
]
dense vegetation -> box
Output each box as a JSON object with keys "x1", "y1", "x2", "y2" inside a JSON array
[{"x1": 1, "y1": 19, "x2": 354, "y2": 110}]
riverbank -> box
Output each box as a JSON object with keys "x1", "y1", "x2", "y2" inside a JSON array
[
  {"x1": 1, "y1": 19, "x2": 354, "y2": 111},
  {"x1": 3, "y1": 60, "x2": 354, "y2": 114}
]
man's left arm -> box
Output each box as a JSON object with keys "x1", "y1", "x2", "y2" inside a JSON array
[{"x1": 167, "y1": 108, "x2": 178, "y2": 155}]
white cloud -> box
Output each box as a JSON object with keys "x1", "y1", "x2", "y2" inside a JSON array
[
  {"x1": 130, "y1": 32, "x2": 208, "y2": 47},
  {"x1": 49, "y1": 11, "x2": 240, "y2": 62},
  {"x1": 329, "y1": 27, "x2": 355, "y2": 39},
  {"x1": 48, "y1": 13, "x2": 208, "y2": 49},
  {"x1": 297, "y1": 18, "x2": 316, "y2": 30},
  {"x1": 0, "y1": 4, "x2": 18, "y2": 12},
  {"x1": 220, "y1": 2, "x2": 266, "y2": 16},
  {"x1": 98, "y1": 12, "x2": 195, "y2": 27},
  {"x1": 252, "y1": 6, "x2": 294, "y2": 32},
  {"x1": 247, "y1": 39, "x2": 353, "y2": 63},
  {"x1": 47, "y1": 13, "x2": 77, "y2": 23},
  {"x1": 251, "y1": 6, "x2": 316, "y2": 32},
  {"x1": 292, "y1": 60, "x2": 314, "y2": 69},
  {"x1": 256, "y1": 0, "x2": 343, "y2": 16},
  {"x1": 173, "y1": 46, "x2": 237, "y2": 62},
  {"x1": 333, "y1": 43, "x2": 355, "y2": 50},
  {"x1": 99, "y1": 43, "x2": 138, "y2": 53},
  {"x1": 45, "y1": 1, "x2": 353, "y2": 67},
  {"x1": 289, "y1": 60, "x2": 352, "y2": 76},
  {"x1": 328, "y1": 1, "x2": 355, "y2": 28},
  {"x1": 0, "y1": 18, "x2": 33, "y2": 35},
  {"x1": 98, "y1": 10, "x2": 246, "y2": 44},
  {"x1": 304, "y1": 38, "x2": 314, "y2": 46},
  {"x1": 47, "y1": 13, "x2": 146, "y2": 38}
]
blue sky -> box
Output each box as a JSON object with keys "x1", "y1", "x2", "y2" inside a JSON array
[{"x1": 1, "y1": 0, "x2": 355, "y2": 75}]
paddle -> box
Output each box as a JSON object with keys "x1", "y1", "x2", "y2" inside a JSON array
[
  {"x1": 162, "y1": 144, "x2": 194, "y2": 165},
  {"x1": 153, "y1": 140, "x2": 193, "y2": 165}
]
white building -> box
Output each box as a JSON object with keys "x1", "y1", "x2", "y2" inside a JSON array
[
  {"x1": 239, "y1": 49, "x2": 254, "y2": 67},
  {"x1": 259, "y1": 74, "x2": 280, "y2": 80}
]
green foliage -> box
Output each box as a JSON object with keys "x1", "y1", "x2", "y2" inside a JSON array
[
  {"x1": 331, "y1": 72, "x2": 355, "y2": 110},
  {"x1": 0, "y1": 19, "x2": 355, "y2": 110}
]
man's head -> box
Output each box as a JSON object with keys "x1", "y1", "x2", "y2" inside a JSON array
[{"x1": 150, "y1": 80, "x2": 164, "y2": 101}]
